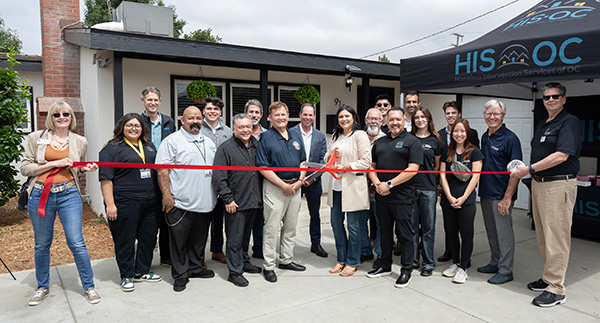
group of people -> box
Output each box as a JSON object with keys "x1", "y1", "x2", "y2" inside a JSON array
[{"x1": 21, "y1": 82, "x2": 580, "y2": 308}]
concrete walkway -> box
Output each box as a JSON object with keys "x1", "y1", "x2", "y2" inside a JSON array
[{"x1": 2, "y1": 197, "x2": 599, "y2": 322}]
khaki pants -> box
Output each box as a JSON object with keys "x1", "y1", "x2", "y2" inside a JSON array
[
  {"x1": 262, "y1": 179, "x2": 302, "y2": 271},
  {"x1": 531, "y1": 178, "x2": 577, "y2": 295}
]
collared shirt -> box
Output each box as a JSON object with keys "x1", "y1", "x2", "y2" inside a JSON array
[
  {"x1": 300, "y1": 126, "x2": 313, "y2": 162},
  {"x1": 201, "y1": 118, "x2": 232, "y2": 147},
  {"x1": 252, "y1": 126, "x2": 268, "y2": 140},
  {"x1": 156, "y1": 128, "x2": 217, "y2": 213},
  {"x1": 151, "y1": 113, "x2": 163, "y2": 149},
  {"x1": 404, "y1": 117, "x2": 412, "y2": 132},
  {"x1": 530, "y1": 108, "x2": 581, "y2": 176},
  {"x1": 369, "y1": 130, "x2": 386, "y2": 147},
  {"x1": 212, "y1": 136, "x2": 262, "y2": 211},
  {"x1": 479, "y1": 124, "x2": 522, "y2": 200},
  {"x1": 256, "y1": 127, "x2": 306, "y2": 179},
  {"x1": 372, "y1": 130, "x2": 423, "y2": 204}
]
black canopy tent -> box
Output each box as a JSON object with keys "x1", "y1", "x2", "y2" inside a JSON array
[{"x1": 400, "y1": 0, "x2": 600, "y2": 92}]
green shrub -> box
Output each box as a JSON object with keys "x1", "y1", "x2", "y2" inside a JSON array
[{"x1": 294, "y1": 85, "x2": 320, "y2": 104}]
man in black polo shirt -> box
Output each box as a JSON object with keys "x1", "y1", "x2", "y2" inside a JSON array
[
  {"x1": 256, "y1": 101, "x2": 307, "y2": 283},
  {"x1": 367, "y1": 107, "x2": 423, "y2": 288},
  {"x1": 512, "y1": 82, "x2": 581, "y2": 307}
]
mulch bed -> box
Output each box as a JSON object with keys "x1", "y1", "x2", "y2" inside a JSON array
[{"x1": 0, "y1": 197, "x2": 115, "y2": 274}]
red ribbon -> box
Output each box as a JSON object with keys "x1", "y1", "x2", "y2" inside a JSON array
[
  {"x1": 37, "y1": 167, "x2": 65, "y2": 217},
  {"x1": 72, "y1": 161, "x2": 510, "y2": 175}
]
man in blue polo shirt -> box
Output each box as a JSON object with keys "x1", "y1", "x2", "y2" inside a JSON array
[
  {"x1": 512, "y1": 82, "x2": 581, "y2": 307},
  {"x1": 256, "y1": 101, "x2": 307, "y2": 283},
  {"x1": 478, "y1": 99, "x2": 522, "y2": 285}
]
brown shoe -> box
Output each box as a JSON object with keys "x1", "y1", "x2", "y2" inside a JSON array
[
  {"x1": 339, "y1": 265, "x2": 357, "y2": 277},
  {"x1": 329, "y1": 263, "x2": 345, "y2": 274},
  {"x1": 212, "y1": 252, "x2": 226, "y2": 264}
]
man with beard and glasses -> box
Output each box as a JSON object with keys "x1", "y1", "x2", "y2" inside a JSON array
[
  {"x1": 156, "y1": 106, "x2": 217, "y2": 292},
  {"x1": 244, "y1": 99, "x2": 267, "y2": 259},
  {"x1": 368, "y1": 107, "x2": 423, "y2": 288},
  {"x1": 364, "y1": 108, "x2": 386, "y2": 268}
]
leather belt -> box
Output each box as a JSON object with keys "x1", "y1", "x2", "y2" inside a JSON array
[
  {"x1": 34, "y1": 180, "x2": 76, "y2": 193},
  {"x1": 281, "y1": 178, "x2": 299, "y2": 184},
  {"x1": 532, "y1": 174, "x2": 576, "y2": 183}
]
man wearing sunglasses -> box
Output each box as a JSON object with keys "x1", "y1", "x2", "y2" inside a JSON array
[
  {"x1": 511, "y1": 82, "x2": 581, "y2": 307},
  {"x1": 374, "y1": 94, "x2": 392, "y2": 134}
]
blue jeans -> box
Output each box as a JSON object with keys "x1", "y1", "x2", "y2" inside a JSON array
[
  {"x1": 330, "y1": 191, "x2": 362, "y2": 267},
  {"x1": 28, "y1": 184, "x2": 95, "y2": 290},
  {"x1": 370, "y1": 201, "x2": 382, "y2": 258},
  {"x1": 411, "y1": 189, "x2": 437, "y2": 269},
  {"x1": 359, "y1": 209, "x2": 371, "y2": 256}
]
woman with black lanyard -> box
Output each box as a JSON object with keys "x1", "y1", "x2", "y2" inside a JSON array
[{"x1": 99, "y1": 113, "x2": 162, "y2": 292}]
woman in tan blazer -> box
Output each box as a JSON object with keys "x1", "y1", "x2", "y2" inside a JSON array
[
  {"x1": 326, "y1": 106, "x2": 371, "y2": 277},
  {"x1": 20, "y1": 101, "x2": 99, "y2": 306}
]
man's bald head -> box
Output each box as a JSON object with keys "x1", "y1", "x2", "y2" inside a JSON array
[{"x1": 181, "y1": 106, "x2": 203, "y2": 134}]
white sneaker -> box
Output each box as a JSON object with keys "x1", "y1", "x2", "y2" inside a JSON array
[
  {"x1": 442, "y1": 264, "x2": 459, "y2": 277},
  {"x1": 85, "y1": 288, "x2": 101, "y2": 304},
  {"x1": 28, "y1": 288, "x2": 49, "y2": 306},
  {"x1": 452, "y1": 268, "x2": 468, "y2": 283}
]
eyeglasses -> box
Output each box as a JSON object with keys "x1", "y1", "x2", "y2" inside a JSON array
[
  {"x1": 376, "y1": 103, "x2": 389, "y2": 108},
  {"x1": 52, "y1": 112, "x2": 70, "y2": 118},
  {"x1": 125, "y1": 124, "x2": 142, "y2": 129},
  {"x1": 543, "y1": 94, "x2": 561, "y2": 101},
  {"x1": 366, "y1": 117, "x2": 381, "y2": 121},
  {"x1": 483, "y1": 112, "x2": 503, "y2": 117}
]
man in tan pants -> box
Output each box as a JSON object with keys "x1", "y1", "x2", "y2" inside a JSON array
[{"x1": 512, "y1": 82, "x2": 581, "y2": 307}]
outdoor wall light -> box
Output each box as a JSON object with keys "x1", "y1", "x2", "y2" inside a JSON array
[{"x1": 345, "y1": 75, "x2": 353, "y2": 91}]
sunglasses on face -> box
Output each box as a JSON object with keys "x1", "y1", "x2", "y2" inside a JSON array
[
  {"x1": 543, "y1": 94, "x2": 561, "y2": 101},
  {"x1": 52, "y1": 112, "x2": 70, "y2": 118},
  {"x1": 376, "y1": 103, "x2": 389, "y2": 108}
]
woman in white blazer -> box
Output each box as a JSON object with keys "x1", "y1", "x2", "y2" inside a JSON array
[{"x1": 326, "y1": 106, "x2": 372, "y2": 277}]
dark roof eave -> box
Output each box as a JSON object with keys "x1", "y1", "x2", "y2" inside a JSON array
[{"x1": 64, "y1": 28, "x2": 400, "y2": 80}]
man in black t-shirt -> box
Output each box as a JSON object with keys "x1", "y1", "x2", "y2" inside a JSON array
[
  {"x1": 367, "y1": 107, "x2": 423, "y2": 288},
  {"x1": 512, "y1": 82, "x2": 581, "y2": 308}
]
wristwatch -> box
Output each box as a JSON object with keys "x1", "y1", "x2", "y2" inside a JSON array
[{"x1": 387, "y1": 180, "x2": 393, "y2": 189}]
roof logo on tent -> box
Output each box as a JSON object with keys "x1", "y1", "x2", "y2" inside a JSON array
[
  {"x1": 498, "y1": 44, "x2": 530, "y2": 68},
  {"x1": 503, "y1": 1, "x2": 595, "y2": 32}
]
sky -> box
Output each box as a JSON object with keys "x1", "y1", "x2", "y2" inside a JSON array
[{"x1": 2, "y1": 0, "x2": 540, "y2": 62}]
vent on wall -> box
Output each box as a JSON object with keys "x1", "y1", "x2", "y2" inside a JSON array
[{"x1": 113, "y1": 1, "x2": 173, "y2": 37}]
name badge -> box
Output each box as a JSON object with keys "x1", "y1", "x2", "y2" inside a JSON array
[
  {"x1": 205, "y1": 170, "x2": 212, "y2": 177},
  {"x1": 140, "y1": 168, "x2": 151, "y2": 179},
  {"x1": 37, "y1": 139, "x2": 50, "y2": 145},
  {"x1": 540, "y1": 136, "x2": 546, "y2": 143}
]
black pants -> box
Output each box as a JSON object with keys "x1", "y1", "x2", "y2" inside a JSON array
[
  {"x1": 157, "y1": 206, "x2": 170, "y2": 263},
  {"x1": 376, "y1": 201, "x2": 413, "y2": 274},
  {"x1": 251, "y1": 209, "x2": 263, "y2": 254},
  {"x1": 225, "y1": 208, "x2": 258, "y2": 275},
  {"x1": 440, "y1": 199, "x2": 476, "y2": 270},
  {"x1": 301, "y1": 181, "x2": 323, "y2": 244},
  {"x1": 166, "y1": 207, "x2": 211, "y2": 280},
  {"x1": 109, "y1": 196, "x2": 159, "y2": 279},
  {"x1": 210, "y1": 198, "x2": 225, "y2": 253}
]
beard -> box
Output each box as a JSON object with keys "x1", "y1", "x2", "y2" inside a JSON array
[
  {"x1": 251, "y1": 118, "x2": 260, "y2": 126},
  {"x1": 366, "y1": 124, "x2": 380, "y2": 136}
]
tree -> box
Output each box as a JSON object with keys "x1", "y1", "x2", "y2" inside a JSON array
[
  {"x1": 183, "y1": 28, "x2": 222, "y2": 43},
  {"x1": 0, "y1": 17, "x2": 23, "y2": 54},
  {"x1": 83, "y1": 0, "x2": 186, "y2": 37},
  {"x1": 0, "y1": 51, "x2": 30, "y2": 207},
  {"x1": 378, "y1": 54, "x2": 391, "y2": 63}
]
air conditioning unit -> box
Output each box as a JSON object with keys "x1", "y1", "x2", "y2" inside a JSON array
[{"x1": 113, "y1": 1, "x2": 173, "y2": 37}]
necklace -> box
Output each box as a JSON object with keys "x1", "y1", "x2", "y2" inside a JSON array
[{"x1": 50, "y1": 132, "x2": 69, "y2": 151}]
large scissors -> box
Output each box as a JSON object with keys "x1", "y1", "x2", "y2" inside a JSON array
[{"x1": 302, "y1": 147, "x2": 342, "y2": 185}]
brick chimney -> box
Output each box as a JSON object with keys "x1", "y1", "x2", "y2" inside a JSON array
[{"x1": 38, "y1": 0, "x2": 84, "y2": 135}]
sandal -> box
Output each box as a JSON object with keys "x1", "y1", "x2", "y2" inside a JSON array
[
  {"x1": 339, "y1": 265, "x2": 357, "y2": 277},
  {"x1": 329, "y1": 263, "x2": 345, "y2": 274}
]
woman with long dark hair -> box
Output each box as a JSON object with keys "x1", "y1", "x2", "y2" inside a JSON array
[
  {"x1": 410, "y1": 106, "x2": 443, "y2": 276},
  {"x1": 326, "y1": 106, "x2": 371, "y2": 277},
  {"x1": 21, "y1": 101, "x2": 100, "y2": 305},
  {"x1": 439, "y1": 118, "x2": 483, "y2": 284},
  {"x1": 99, "y1": 113, "x2": 162, "y2": 292}
]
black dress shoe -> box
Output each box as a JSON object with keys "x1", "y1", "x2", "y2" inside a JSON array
[
  {"x1": 395, "y1": 273, "x2": 411, "y2": 288},
  {"x1": 264, "y1": 270, "x2": 277, "y2": 283},
  {"x1": 243, "y1": 262, "x2": 262, "y2": 274},
  {"x1": 420, "y1": 268, "x2": 433, "y2": 277},
  {"x1": 228, "y1": 274, "x2": 249, "y2": 287},
  {"x1": 360, "y1": 254, "x2": 374, "y2": 263},
  {"x1": 366, "y1": 267, "x2": 392, "y2": 278},
  {"x1": 190, "y1": 269, "x2": 215, "y2": 279},
  {"x1": 437, "y1": 250, "x2": 452, "y2": 262},
  {"x1": 173, "y1": 278, "x2": 189, "y2": 292},
  {"x1": 252, "y1": 251, "x2": 264, "y2": 259},
  {"x1": 278, "y1": 262, "x2": 306, "y2": 271},
  {"x1": 311, "y1": 244, "x2": 328, "y2": 258}
]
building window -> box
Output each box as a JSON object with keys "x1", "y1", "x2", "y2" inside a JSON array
[
  {"x1": 17, "y1": 87, "x2": 34, "y2": 133},
  {"x1": 230, "y1": 83, "x2": 273, "y2": 117},
  {"x1": 174, "y1": 79, "x2": 225, "y2": 119}
]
